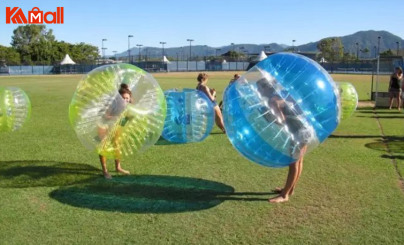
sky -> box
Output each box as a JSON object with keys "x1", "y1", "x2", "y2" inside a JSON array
[{"x1": 1, "y1": 0, "x2": 403, "y2": 55}]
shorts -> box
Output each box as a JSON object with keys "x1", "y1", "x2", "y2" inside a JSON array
[
  {"x1": 389, "y1": 88, "x2": 401, "y2": 98},
  {"x1": 286, "y1": 117, "x2": 313, "y2": 145}
]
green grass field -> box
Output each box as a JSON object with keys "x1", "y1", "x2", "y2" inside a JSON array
[{"x1": 0, "y1": 72, "x2": 403, "y2": 244}]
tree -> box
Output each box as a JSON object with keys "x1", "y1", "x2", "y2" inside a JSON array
[
  {"x1": 341, "y1": 52, "x2": 356, "y2": 63},
  {"x1": 53, "y1": 41, "x2": 99, "y2": 64},
  {"x1": 0, "y1": 45, "x2": 20, "y2": 65},
  {"x1": 54, "y1": 41, "x2": 73, "y2": 63},
  {"x1": 70, "y1": 42, "x2": 99, "y2": 64},
  {"x1": 380, "y1": 49, "x2": 394, "y2": 56},
  {"x1": 6, "y1": 25, "x2": 100, "y2": 65},
  {"x1": 283, "y1": 47, "x2": 294, "y2": 52},
  {"x1": 317, "y1": 38, "x2": 344, "y2": 63},
  {"x1": 227, "y1": 50, "x2": 243, "y2": 59},
  {"x1": 11, "y1": 25, "x2": 55, "y2": 64},
  {"x1": 360, "y1": 47, "x2": 370, "y2": 58}
]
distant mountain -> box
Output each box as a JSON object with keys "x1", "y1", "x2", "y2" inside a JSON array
[
  {"x1": 297, "y1": 30, "x2": 404, "y2": 58},
  {"x1": 117, "y1": 43, "x2": 286, "y2": 59},
  {"x1": 115, "y1": 30, "x2": 403, "y2": 59}
]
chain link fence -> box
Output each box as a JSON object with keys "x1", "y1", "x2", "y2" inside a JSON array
[{"x1": 1, "y1": 56, "x2": 402, "y2": 75}]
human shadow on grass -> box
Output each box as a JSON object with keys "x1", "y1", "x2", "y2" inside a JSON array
[
  {"x1": 381, "y1": 154, "x2": 404, "y2": 160},
  {"x1": 0, "y1": 161, "x2": 100, "y2": 188},
  {"x1": 356, "y1": 115, "x2": 404, "y2": 119},
  {"x1": 49, "y1": 175, "x2": 273, "y2": 213},
  {"x1": 154, "y1": 137, "x2": 192, "y2": 145},
  {"x1": 154, "y1": 137, "x2": 174, "y2": 145},
  {"x1": 330, "y1": 134, "x2": 381, "y2": 139},
  {"x1": 154, "y1": 134, "x2": 224, "y2": 145},
  {"x1": 365, "y1": 136, "x2": 404, "y2": 154},
  {"x1": 358, "y1": 110, "x2": 402, "y2": 114},
  {"x1": 210, "y1": 132, "x2": 227, "y2": 135}
]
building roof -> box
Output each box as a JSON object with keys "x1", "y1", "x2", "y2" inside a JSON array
[
  {"x1": 162, "y1": 56, "x2": 170, "y2": 63},
  {"x1": 255, "y1": 50, "x2": 268, "y2": 61},
  {"x1": 60, "y1": 54, "x2": 76, "y2": 65}
]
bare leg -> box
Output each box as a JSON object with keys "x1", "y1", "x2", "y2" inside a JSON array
[
  {"x1": 269, "y1": 161, "x2": 298, "y2": 203},
  {"x1": 273, "y1": 161, "x2": 302, "y2": 195},
  {"x1": 288, "y1": 146, "x2": 306, "y2": 195},
  {"x1": 288, "y1": 155, "x2": 304, "y2": 196},
  {"x1": 97, "y1": 126, "x2": 108, "y2": 140},
  {"x1": 115, "y1": 159, "x2": 130, "y2": 175},
  {"x1": 389, "y1": 95, "x2": 393, "y2": 109},
  {"x1": 270, "y1": 146, "x2": 306, "y2": 203},
  {"x1": 402, "y1": 95, "x2": 404, "y2": 110},
  {"x1": 272, "y1": 158, "x2": 303, "y2": 195},
  {"x1": 99, "y1": 155, "x2": 111, "y2": 179},
  {"x1": 398, "y1": 94, "x2": 401, "y2": 110},
  {"x1": 214, "y1": 106, "x2": 226, "y2": 133}
]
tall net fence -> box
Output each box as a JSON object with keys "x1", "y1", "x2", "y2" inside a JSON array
[
  {"x1": 0, "y1": 61, "x2": 250, "y2": 75},
  {"x1": 0, "y1": 56, "x2": 402, "y2": 76}
]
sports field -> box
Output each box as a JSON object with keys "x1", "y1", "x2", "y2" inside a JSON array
[{"x1": 0, "y1": 72, "x2": 403, "y2": 244}]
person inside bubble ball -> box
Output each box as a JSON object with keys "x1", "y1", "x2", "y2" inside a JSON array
[
  {"x1": 196, "y1": 73, "x2": 226, "y2": 133},
  {"x1": 256, "y1": 78, "x2": 309, "y2": 203},
  {"x1": 97, "y1": 83, "x2": 132, "y2": 179},
  {"x1": 229, "y1": 73, "x2": 240, "y2": 85},
  {"x1": 219, "y1": 73, "x2": 240, "y2": 110},
  {"x1": 269, "y1": 96, "x2": 308, "y2": 203}
]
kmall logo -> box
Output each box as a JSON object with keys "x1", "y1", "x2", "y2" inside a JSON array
[{"x1": 6, "y1": 7, "x2": 64, "y2": 24}]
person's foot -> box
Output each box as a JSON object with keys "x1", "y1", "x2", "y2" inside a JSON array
[
  {"x1": 103, "y1": 172, "x2": 112, "y2": 179},
  {"x1": 269, "y1": 195, "x2": 289, "y2": 203},
  {"x1": 116, "y1": 168, "x2": 130, "y2": 175}
]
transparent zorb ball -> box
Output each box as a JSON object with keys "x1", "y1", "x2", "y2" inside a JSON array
[
  {"x1": 223, "y1": 53, "x2": 340, "y2": 167},
  {"x1": 69, "y1": 64, "x2": 166, "y2": 158},
  {"x1": 0, "y1": 87, "x2": 31, "y2": 132}
]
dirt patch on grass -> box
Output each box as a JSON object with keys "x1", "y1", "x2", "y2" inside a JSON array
[
  {"x1": 358, "y1": 101, "x2": 375, "y2": 108},
  {"x1": 399, "y1": 180, "x2": 404, "y2": 194}
]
